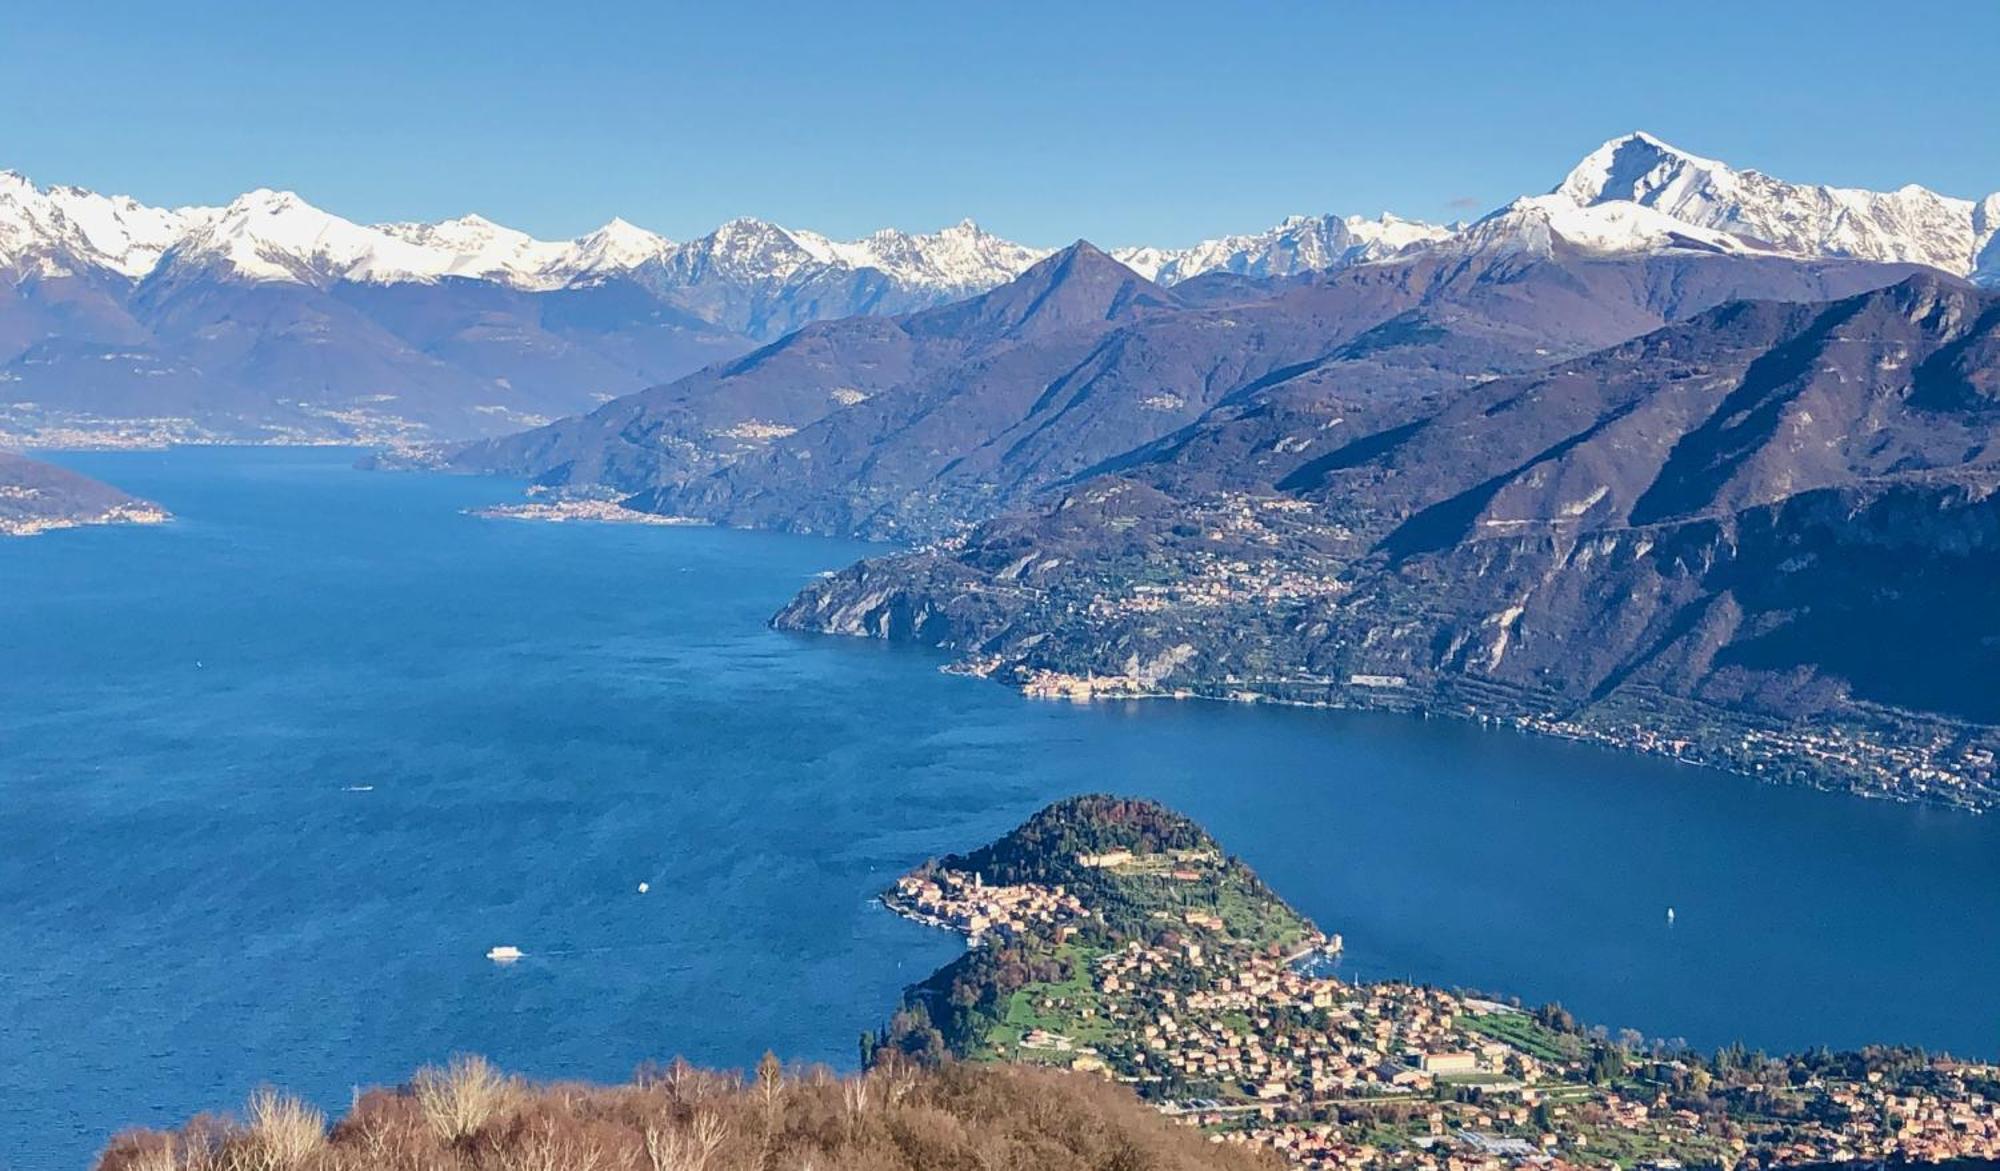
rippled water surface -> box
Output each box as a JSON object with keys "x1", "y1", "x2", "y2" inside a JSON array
[{"x1": 5, "y1": 447, "x2": 1995, "y2": 1169}]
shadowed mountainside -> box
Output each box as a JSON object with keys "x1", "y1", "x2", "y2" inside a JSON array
[
  {"x1": 449, "y1": 240, "x2": 1929, "y2": 540},
  {"x1": 776, "y1": 275, "x2": 2000, "y2": 806}
]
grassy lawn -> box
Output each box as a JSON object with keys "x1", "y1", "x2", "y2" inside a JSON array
[
  {"x1": 974, "y1": 940, "x2": 1118, "y2": 1060},
  {"x1": 1437, "y1": 1072, "x2": 1521, "y2": 1087},
  {"x1": 1571, "y1": 1123, "x2": 1730, "y2": 1169},
  {"x1": 1463, "y1": 1012, "x2": 1582, "y2": 1065}
]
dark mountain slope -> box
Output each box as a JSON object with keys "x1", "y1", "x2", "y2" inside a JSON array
[
  {"x1": 1093, "y1": 251, "x2": 1942, "y2": 505},
  {"x1": 664, "y1": 249, "x2": 1930, "y2": 536},
  {"x1": 470, "y1": 239, "x2": 1925, "y2": 540},
  {"x1": 777, "y1": 275, "x2": 2000, "y2": 807},
  {"x1": 0, "y1": 267, "x2": 148, "y2": 363},
  {"x1": 445, "y1": 242, "x2": 1188, "y2": 501}
]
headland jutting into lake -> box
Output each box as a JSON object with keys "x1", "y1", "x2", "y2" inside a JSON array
[{"x1": 880, "y1": 797, "x2": 2000, "y2": 1170}]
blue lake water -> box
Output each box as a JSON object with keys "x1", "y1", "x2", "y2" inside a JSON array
[{"x1": 3, "y1": 446, "x2": 1997, "y2": 1169}]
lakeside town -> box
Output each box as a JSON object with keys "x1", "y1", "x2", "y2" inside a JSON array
[
  {"x1": 893, "y1": 483, "x2": 2000, "y2": 815},
  {"x1": 467, "y1": 498, "x2": 707, "y2": 525},
  {"x1": 0, "y1": 487, "x2": 169, "y2": 537},
  {"x1": 881, "y1": 798, "x2": 2000, "y2": 1171},
  {"x1": 981, "y1": 657, "x2": 1997, "y2": 813}
]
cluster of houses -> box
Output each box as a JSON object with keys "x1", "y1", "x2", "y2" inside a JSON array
[
  {"x1": 883, "y1": 868, "x2": 1086, "y2": 943},
  {"x1": 1748, "y1": 1070, "x2": 2000, "y2": 1166},
  {"x1": 1735, "y1": 724, "x2": 1996, "y2": 808},
  {"x1": 1093, "y1": 935, "x2": 1545, "y2": 1107},
  {"x1": 1219, "y1": 1120, "x2": 1554, "y2": 1171},
  {"x1": 1018, "y1": 669, "x2": 1166, "y2": 702},
  {"x1": 886, "y1": 841, "x2": 2000, "y2": 1171},
  {"x1": 1058, "y1": 901, "x2": 1999, "y2": 1170},
  {"x1": 1087, "y1": 557, "x2": 1349, "y2": 616},
  {"x1": 1503, "y1": 710, "x2": 1998, "y2": 810}
]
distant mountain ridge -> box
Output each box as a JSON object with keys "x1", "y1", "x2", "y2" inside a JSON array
[
  {"x1": 0, "y1": 174, "x2": 1051, "y2": 298},
  {"x1": 1111, "y1": 213, "x2": 1455, "y2": 283},
  {"x1": 6, "y1": 131, "x2": 1991, "y2": 302}
]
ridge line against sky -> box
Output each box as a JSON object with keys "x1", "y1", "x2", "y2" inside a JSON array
[{"x1": 2, "y1": 0, "x2": 1995, "y2": 249}]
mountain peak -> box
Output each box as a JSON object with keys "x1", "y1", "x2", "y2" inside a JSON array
[
  {"x1": 1021, "y1": 238, "x2": 1146, "y2": 283},
  {"x1": 1056, "y1": 238, "x2": 1113, "y2": 262},
  {"x1": 1113, "y1": 211, "x2": 1450, "y2": 283},
  {"x1": 545, "y1": 216, "x2": 672, "y2": 283},
  {"x1": 229, "y1": 188, "x2": 312, "y2": 213},
  {"x1": 1548, "y1": 133, "x2": 1991, "y2": 275},
  {"x1": 714, "y1": 215, "x2": 786, "y2": 236},
  {"x1": 906, "y1": 238, "x2": 1170, "y2": 341},
  {"x1": 579, "y1": 217, "x2": 669, "y2": 252},
  {"x1": 1556, "y1": 132, "x2": 1729, "y2": 206}
]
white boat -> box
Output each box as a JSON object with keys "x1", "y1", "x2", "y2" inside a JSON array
[{"x1": 487, "y1": 945, "x2": 524, "y2": 963}]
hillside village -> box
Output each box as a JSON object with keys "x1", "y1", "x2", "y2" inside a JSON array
[{"x1": 882, "y1": 798, "x2": 2000, "y2": 1171}]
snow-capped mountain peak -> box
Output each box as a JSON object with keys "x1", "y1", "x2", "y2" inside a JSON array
[
  {"x1": 668, "y1": 217, "x2": 832, "y2": 284},
  {"x1": 542, "y1": 217, "x2": 674, "y2": 286},
  {"x1": 164, "y1": 195, "x2": 669, "y2": 290},
  {"x1": 0, "y1": 169, "x2": 201, "y2": 279},
  {"x1": 1553, "y1": 130, "x2": 1998, "y2": 276},
  {"x1": 822, "y1": 220, "x2": 1051, "y2": 293},
  {"x1": 1342, "y1": 212, "x2": 1458, "y2": 256},
  {"x1": 1113, "y1": 211, "x2": 1453, "y2": 284},
  {"x1": 375, "y1": 213, "x2": 571, "y2": 285},
  {"x1": 1555, "y1": 132, "x2": 1734, "y2": 207},
  {"x1": 161, "y1": 188, "x2": 441, "y2": 285},
  {"x1": 1450, "y1": 193, "x2": 1764, "y2": 260},
  {"x1": 1976, "y1": 195, "x2": 2000, "y2": 284},
  {"x1": 659, "y1": 216, "x2": 1047, "y2": 292}
]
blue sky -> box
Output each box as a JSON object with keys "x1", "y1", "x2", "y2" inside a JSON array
[{"x1": 4, "y1": 0, "x2": 1994, "y2": 247}]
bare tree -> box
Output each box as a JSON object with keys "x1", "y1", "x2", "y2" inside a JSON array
[{"x1": 413, "y1": 1054, "x2": 514, "y2": 1144}]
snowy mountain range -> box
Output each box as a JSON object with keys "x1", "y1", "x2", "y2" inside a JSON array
[
  {"x1": 0, "y1": 132, "x2": 1992, "y2": 445},
  {"x1": 4, "y1": 131, "x2": 1994, "y2": 302},
  {"x1": 0, "y1": 176, "x2": 1055, "y2": 299},
  {"x1": 1110, "y1": 213, "x2": 1455, "y2": 283}
]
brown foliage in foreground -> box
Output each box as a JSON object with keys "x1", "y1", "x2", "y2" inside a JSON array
[{"x1": 97, "y1": 1054, "x2": 1282, "y2": 1171}]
